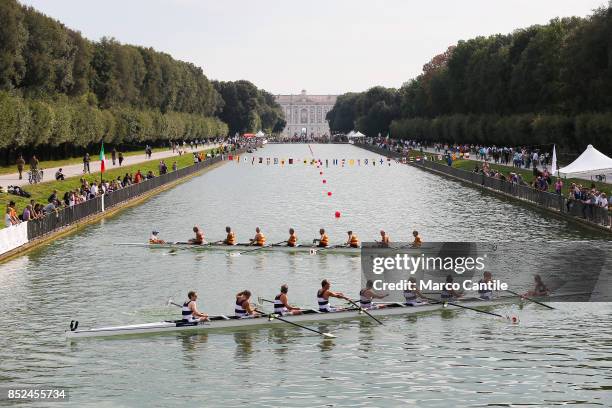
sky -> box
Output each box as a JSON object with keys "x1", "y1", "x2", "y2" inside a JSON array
[{"x1": 20, "y1": 0, "x2": 606, "y2": 95}]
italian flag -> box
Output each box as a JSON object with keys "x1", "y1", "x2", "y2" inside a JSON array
[{"x1": 99, "y1": 142, "x2": 106, "y2": 173}]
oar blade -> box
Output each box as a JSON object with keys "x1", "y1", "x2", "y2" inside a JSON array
[{"x1": 323, "y1": 333, "x2": 336, "y2": 338}]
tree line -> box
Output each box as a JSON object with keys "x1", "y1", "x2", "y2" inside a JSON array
[
  {"x1": 0, "y1": 0, "x2": 284, "y2": 161},
  {"x1": 326, "y1": 5, "x2": 612, "y2": 156}
]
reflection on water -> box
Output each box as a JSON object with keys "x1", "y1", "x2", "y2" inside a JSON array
[{"x1": 0, "y1": 144, "x2": 610, "y2": 407}]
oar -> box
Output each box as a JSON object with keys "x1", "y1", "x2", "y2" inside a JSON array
[
  {"x1": 505, "y1": 289, "x2": 554, "y2": 310},
  {"x1": 422, "y1": 296, "x2": 515, "y2": 321},
  {"x1": 257, "y1": 297, "x2": 311, "y2": 311},
  {"x1": 344, "y1": 298, "x2": 384, "y2": 325},
  {"x1": 254, "y1": 308, "x2": 336, "y2": 338},
  {"x1": 229, "y1": 240, "x2": 286, "y2": 257}
]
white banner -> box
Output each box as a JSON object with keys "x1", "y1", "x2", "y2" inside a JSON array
[{"x1": 0, "y1": 222, "x2": 29, "y2": 255}]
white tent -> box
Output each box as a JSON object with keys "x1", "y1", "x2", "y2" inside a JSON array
[
  {"x1": 558, "y1": 144, "x2": 612, "y2": 177},
  {"x1": 255, "y1": 130, "x2": 265, "y2": 138},
  {"x1": 346, "y1": 130, "x2": 365, "y2": 139}
]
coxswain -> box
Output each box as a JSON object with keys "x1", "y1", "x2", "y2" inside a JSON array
[
  {"x1": 411, "y1": 230, "x2": 422, "y2": 248},
  {"x1": 313, "y1": 228, "x2": 329, "y2": 248},
  {"x1": 525, "y1": 274, "x2": 549, "y2": 297},
  {"x1": 273, "y1": 284, "x2": 301, "y2": 315},
  {"x1": 181, "y1": 291, "x2": 209, "y2": 322},
  {"x1": 346, "y1": 231, "x2": 360, "y2": 248},
  {"x1": 440, "y1": 274, "x2": 462, "y2": 301},
  {"x1": 478, "y1": 271, "x2": 494, "y2": 300},
  {"x1": 249, "y1": 227, "x2": 266, "y2": 246},
  {"x1": 359, "y1": 280, "x2": 388, "y2": 309},
  {"x1": 224, "y1": 226, "x2": 236, "y2": 245},
  {"x1": 379, "y1": 230, "x2": 390, "y2": 247},
  {"x1": 149, "y1": 230, "x2": 165, "y2": 244},
  {"x1": 235, "y1": 290, "x2": 259, "y2": 317},
  {"x1": 317, "y1": 279, "x2": 349, "y2": 312},
  {"x1": 287, "y1": 228, "x2": 298, "y2": 247},
  {"x1": 188, "y1": 226, "x2": 205, "y2": 245},
  {"x1": 403, "y1": 277, "x2": 427, "y2": 305}
]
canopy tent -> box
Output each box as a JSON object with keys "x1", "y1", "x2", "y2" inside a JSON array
[
  {"x1": 255, "y1": 130, "x2": 266, "y2": 138},
  {"x1": 558, "y1": 144, "x2": 612, "y2": 177},
  {"x1": 346, "y1": 130, "x2": 365, "y2": 139}
]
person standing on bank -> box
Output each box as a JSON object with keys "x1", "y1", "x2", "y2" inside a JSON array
[
  {"x1": 111, "y1": 148, "x2": 117, "y2": 166},
  {"x1": 83, "y1": 153, "x2": 90, "y2": 174},
  {"x1": 118, "y1": 152, "x2": 124, "y2": 166}
]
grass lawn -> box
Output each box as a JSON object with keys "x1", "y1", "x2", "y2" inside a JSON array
[
  {"x1": 1, "y1": 147, "x2": 216, "y2": 227},
  {"x1": 0, "y1": 147, "x2": 175, "y2": 176}
]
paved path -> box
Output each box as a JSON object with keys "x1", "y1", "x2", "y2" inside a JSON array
[{"x1": 0, "y1": 144, "x2": 219, "y2": 190}]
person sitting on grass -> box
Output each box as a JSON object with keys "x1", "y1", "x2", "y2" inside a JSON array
[{"x1": 55, "y1": 168, "x2": 65, "y2": 181}]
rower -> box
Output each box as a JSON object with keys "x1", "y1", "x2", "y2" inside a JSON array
[
  {"x1": 235, "y1": 290, "x2": 259, "y2": 317},
  {"x1": 478, "y1": 271, "x2": 494, "y2": 300},
  {"x1": 188, "y1": 226, "x2": 205, "y2": 245},
  {"x1": 440, "y1": 275, "x2": 462, "y2": 301},
  {"x1": 404, "y1": 277, "x2": 426, "y2": 306},
  {"x1": 224, "y1": 226, "x2": 236, "y2": 245},
  {"x1": 317, "y1": 279, "x2": 349, "y2": 312},
  {"x1": 181, "y1": 291, "x2": 209, "y2": 322},
  {"x1": 249, "y1": 227, "x2": 266, "y2": 246},
  {"x1": 287, "y1": 228, "x2": 298, "y2": 247},
  {"x1": 379, "y1": 230, "x2": 390, "y2": 247},
  {"x1": 313, "y1": 228, "x2": 329, "y2": 248},
  {"x1": 525, "y1": 274, "x2": 549, "y2": 297},
  {"x1": 149, "y1": 230, "x2": 165, "y2": 244},
  {"x1": 273, "y1": 284, "x2": 301, "y2": 315},
  {"x1": 359, "y1": 280, "x2": 388, "y2": 309},
  {"x1": 411, "y1": 230, "x2": 422, "y2": 248},
  {"x1": 346, "y1": 231, "x2": 360, "y2": 248}
]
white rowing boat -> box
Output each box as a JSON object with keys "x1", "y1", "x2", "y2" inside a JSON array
[
  {"x1": 65, "y1": 293, "x2": 576, "y2": 339},
  {"x1": 116, "y1": 242, "x2": 363, "y2": 254}
]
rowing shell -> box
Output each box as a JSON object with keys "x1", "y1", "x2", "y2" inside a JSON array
[
  {"x1": 65, "y1": 293, "x2": 574, "y2": 339},
  {"x1": 117, "y1": 242, "x2": 362, "y2": 255}
]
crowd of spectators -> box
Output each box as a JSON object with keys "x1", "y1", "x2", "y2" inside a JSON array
[{"x1": 4, "y1": 140, "x2": 249, "y2": 228}]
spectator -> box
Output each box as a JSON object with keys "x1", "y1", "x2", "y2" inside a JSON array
[
  {"x1": 118, "y1": 152, "x2": 124, "y2": 166},
  {"x1": 5, "y1": 208, "x2": 13, "y2": 227},
  {"x1": 48, "y1": 189, "x2": 58, "y2": 203},
  {"x1": 22, "y1": 204, "x2": 32, "y2": 221},
  {"x1": 43, "y1": 201, "x2": 55, "y2": 215},
  {"x1": 111, "y1": 148, "x2": 117, "y2": 165},
  {"x1": 159, "y1": 160, "x2": 168, "y2": 175},
  {"x1": 16, "y1": 155, "x2": 25, "y2": 180},
  {"x1": 83, "y1": 153, "x2": 91, "y2": 173},
  {"x1": 554, "y1": 178, "x2": 563, "y2": 195},
  {"x1": 146, "y1": 170, "x2": 155, "y2": 179},
  {"x1": 55, "y1": 168, "x2": 65, "y2": 180},
  {"x1": 7, "y1": 201, "x2": 20, "y2": 225},
  {"x1": 134, "y1": 170, "x2": 143, "y2": 183},
  {"x1": 172, "y1": 161, "x2": 177, "y2": 172}
]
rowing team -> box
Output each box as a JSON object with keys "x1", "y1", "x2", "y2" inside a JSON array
[
  {"x1": 150, "y1": 226, "x2": 423, "y2": 248},
  {"x1": 178, "y1": 272, "x2": 548, "y2": 323}
]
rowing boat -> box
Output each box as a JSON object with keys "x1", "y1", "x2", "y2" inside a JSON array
[
  {"x1": 65, "y1": 293, "x2": 575, "y2": 339},
  {"x1": 117, "y1": 242, "x2": 362, "y2": 254}
]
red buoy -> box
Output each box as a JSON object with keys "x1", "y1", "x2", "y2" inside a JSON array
[
  {"x1": 327, "y1": 192, "x2": 332, "y2": 196},
  {"x1": 334, "y1": 211, "x2": 341, "y2": 218},
  {"x1": 319, "y1": 171, "x2": 323, "y2": 175},
  {"x1": 323, "y1": 179, "x2": 326, "y2": 184}
]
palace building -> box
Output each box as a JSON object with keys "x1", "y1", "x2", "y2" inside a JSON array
[{"x1": 275, "y1": 90, "x2": 337, "y2": 138}]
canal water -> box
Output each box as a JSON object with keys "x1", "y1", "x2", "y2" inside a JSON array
[{"x1": 0, "y1": 144, "x2": 610, "y2": 407}]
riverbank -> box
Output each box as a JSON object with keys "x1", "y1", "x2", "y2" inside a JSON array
[
  {"x1": 0, "y1": 144, "x2": 253, "y2": 263},
  {"x1": 356, "y1": 143, "x2": 612, "y2": 234}
]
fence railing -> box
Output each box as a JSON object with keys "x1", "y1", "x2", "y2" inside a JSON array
[
  {"x1": 26, "y1": 151, "x2": 237, "y2": 240},
  {"x1": 355, "y1": 143, "x2": 611, "y2": 230}
]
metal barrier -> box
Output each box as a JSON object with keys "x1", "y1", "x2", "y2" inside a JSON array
[
  {"x1": 356, "y1": 143, "x2": 611, "y2": 230},
  {"x1": 26, "y1": 151, "x2": 238, "y2": 241}
]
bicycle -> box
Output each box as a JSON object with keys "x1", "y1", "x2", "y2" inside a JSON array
[{"x1": 28, "y1": 169, "x2": 44, "y2": 184}]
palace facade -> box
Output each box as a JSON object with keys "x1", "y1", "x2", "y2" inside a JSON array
[{"x1": 275, "y1": 90, "x2": 337, "y2": 137}]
